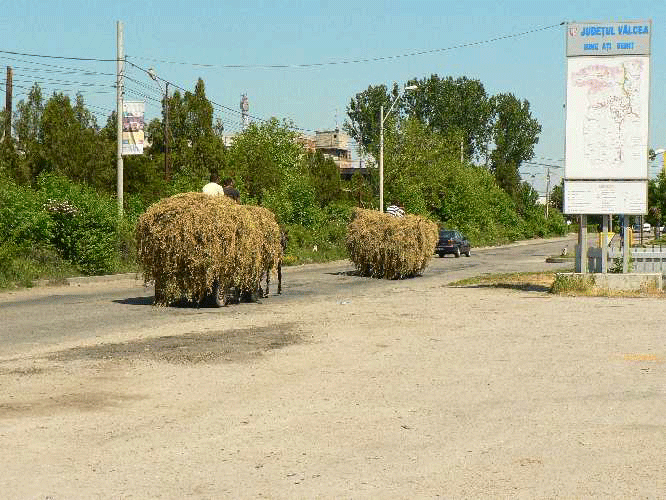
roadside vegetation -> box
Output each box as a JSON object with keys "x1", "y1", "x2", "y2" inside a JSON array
[
  {"x1": 450, "y1": 271, "x2": 664, "y2": 297},
  {"x1": 1, "y1": 75, "x2": 571, "y2": 289}
]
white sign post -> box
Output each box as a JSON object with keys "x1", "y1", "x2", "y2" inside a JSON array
[{"x1": 564, "y1": 20, "x2": 652, "y2": 273}]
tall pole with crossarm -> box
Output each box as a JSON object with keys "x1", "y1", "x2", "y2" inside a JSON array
[
  {"x1": 116, "y1": 21, "x2": 124, "y2": 215},
  {"x1": 379, "y1": 84, "x2": 417, "y2": 212}
]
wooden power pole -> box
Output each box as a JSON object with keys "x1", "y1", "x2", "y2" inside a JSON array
[
  {"x1": 5, "y1": 66, "x2": 12, "y2": 143},
  {"x1": 164, "y1": 81, "x2": 170, "y2": 181}
]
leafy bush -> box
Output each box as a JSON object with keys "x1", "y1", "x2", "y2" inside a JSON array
[
  {"x1": 0, "y1": 179, "x2": 53, "y2": 244},
  {"x1": 37, "y1": 174, "x2": 120, "y2": 275},
  {"x1": 550, "y1": 273, "x2": 596, "y2": 294},
  {"x1": 0, "y1": 241, "x2": 77, "y2": 289}
]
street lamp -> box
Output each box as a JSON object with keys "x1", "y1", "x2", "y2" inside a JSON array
[
  {"x1": 379, "y1": 84, "x2": 418, "y2": 212},
  {"x1": 149, "y1": 67, "x2": 170, "y2": 181}
]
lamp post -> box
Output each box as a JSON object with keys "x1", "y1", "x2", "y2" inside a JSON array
[
  {"x1": 655, "y1": 148, "x2": 666, "y2": 166},
  {"x1": 379, "y1": 84, "x2": 417, "y2": 212},
  {"x1": 148, "y1": 68, "x2": 170, "y2": 181}
]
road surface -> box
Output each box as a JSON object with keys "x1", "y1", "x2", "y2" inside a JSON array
[
  {"x1": 0, "y1": 236, "x2": 575, "y2": 357},
  {"x1": 2, "y1": 235, "x2": 665, "y2": 498}
]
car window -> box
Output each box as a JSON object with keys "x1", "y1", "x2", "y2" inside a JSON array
[{"x1": 439, "y1": 230, "x2": 455, "y2": 239}]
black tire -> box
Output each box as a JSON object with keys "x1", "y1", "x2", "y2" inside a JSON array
[
  {"x1": 465, "y1": 248, "x2": 471, "y2": 257},
  {"x1": 454, "y1": 246, "x2": 461, "y2": 258},
  {"x1": 438, "y1": 252, "x2": 445, "y2": 258}
]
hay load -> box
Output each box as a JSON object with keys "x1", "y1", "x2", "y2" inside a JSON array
[
  {"x1": 136, "y1": 192, "x2": 282, "y2": 305},
  {"x1": 346, "y1": 208, "x2": 438, "y2": 279}
]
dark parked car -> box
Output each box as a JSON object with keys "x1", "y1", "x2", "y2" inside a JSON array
[{"x1": 435, "y1": 229, "x2": 471, "y2": 258}]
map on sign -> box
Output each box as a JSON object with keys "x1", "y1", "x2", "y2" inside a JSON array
[{"x1": 565, "y1": 55, "x2": 649, "y2": 180}]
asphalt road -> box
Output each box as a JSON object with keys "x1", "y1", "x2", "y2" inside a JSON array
[{"x1": 0, "y1": 235, "x2": 575, "y2": 358}]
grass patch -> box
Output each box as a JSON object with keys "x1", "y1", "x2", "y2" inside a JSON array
[
  {"x1": 550, "y1": 274, "x2": 664, "y2": 297},
  {"x1": 448, "y1": 271, "x2": 556, "y2": 292},
  {"x1": 450, "y1": 270, "x2": 665, "y2": 297},
  {"x1": 550, "y1": 273, "x2": 595, "y2": 294},
  {"x1": 0, "y1": 243, "x2": 80, "y2": 290}
]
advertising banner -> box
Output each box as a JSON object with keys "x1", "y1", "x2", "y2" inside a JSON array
[{"x1": 122, "y1": 101, "x2": 145, "y2": 155}]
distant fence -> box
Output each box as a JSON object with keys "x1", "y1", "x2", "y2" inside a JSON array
[{"x1": 577, "y1": 244, "x2": 666, "y2": 274}]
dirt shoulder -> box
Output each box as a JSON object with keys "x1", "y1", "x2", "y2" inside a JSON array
[{"x1": 1, "y1": 258, "x2": 665, "y2": 498}]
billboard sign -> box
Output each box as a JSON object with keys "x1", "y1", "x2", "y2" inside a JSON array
[
  {"x1": 564, "y1": 20, "x2": 651, "y2": 215},
  {"x1": 122, "y1": 101, "x2": 145, "y2": 155},
  {"x1": 565, "y1": 55, "x2": 650, "y2": 180},
  {"x1": 567, "y1": 20, "x2": 651, "y2": 57},
  {"x1": 564, "y1": 180, "x2": 647, "y2": 215}
]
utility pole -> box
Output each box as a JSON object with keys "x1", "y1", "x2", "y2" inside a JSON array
[
  {"x1": 164, "y1": 81, "x2": 170, "y2": 181},
  {"x1": 5, "y1": 66, "x2": 12, "y2": 143},
  {"x1": 379, "y1": 104, "x2": 384, "y2": 212},
  {"x1": 116, "y1": 21, "x2": 124, "y2": 215},
  {"x1": 545, "y1": 166, "x2": 551, "y2": 218},
  {"x1": 240, "y1": 93, "x2": 249, "y2": 130}
]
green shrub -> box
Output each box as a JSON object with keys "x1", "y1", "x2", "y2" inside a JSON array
[
  {"x1": 550, "y1": 273, "x2": 595, "y2": 294},
  {"x1": 0, "y1": 179, "x2": 53, "y2": 244},
  {"x1": 37, "y1": 174, "x2": 120, "y2": 275},
  {"x1": 0, "y1": 241, "x2": 77, "y2": 289}
]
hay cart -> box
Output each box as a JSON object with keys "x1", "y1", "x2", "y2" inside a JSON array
[{"x1": 138, "y1": 193, "x2": 283, "y2": 308}]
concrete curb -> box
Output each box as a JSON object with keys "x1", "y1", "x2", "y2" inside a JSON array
[
  {"x1": 473, "y1": 234, "x2": 576, "y2": 252},
  {"x1": 35, "y1": 272, "x2": 143, "y2": 287},
  {"x1": 31, "y1": 234, "x2": 578, "y2": 288}
]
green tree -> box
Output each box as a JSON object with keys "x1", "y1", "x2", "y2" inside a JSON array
[
  {"x1": 489, "y1": 93, "x2": 541, "y2": 198},
  {"x1": 648, "y1": 171, "x2": 666, "y2": 227},
  {"x1": 13, "y1": 84, "x2": 46, "y2": 181},
  {"x1": 402, "y1": 74, "x2": 493, "y2": 161},
  {"x1": 344, "y1": 83, "x2": 398, "y2": 154},
  {"x1": 39, "y1": 92, "x2": 114, "y2": 190},
  {"x1": 227, "y1": 118, "x2": 302, "y2": 202},
  {"x1": 301, "y1": 150, "x2": 342, "y2": 206},
  {"x1": 550, "y1": 180, "x2": 564, "y2": 212},
  {"x1": 148, "y1": 78, "x2": 226, "y2": 184},
  {"x1": 347, "y1": 170, "x2": 374, "y2": 208},
  {"x1": 514, "y1": 181, "x2": 540, "y2": 217},
  {"x1": 382, "y1": 117, "x2": 459, "y2": 214}
]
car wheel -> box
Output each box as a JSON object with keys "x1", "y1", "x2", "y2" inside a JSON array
[
  {"x1": 465, "y1": 248, "x2": 471, "y2": 257},
  {"x1": 454, "y1": 247, "x2": 461, "y2": 258},
  {"x1": 438, "y1": 252, "x2": 445, "y2": 258}
]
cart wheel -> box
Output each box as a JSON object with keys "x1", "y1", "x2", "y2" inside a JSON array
[{"x1": 213, "y1": 283, "x2": 239, "y2": 307}]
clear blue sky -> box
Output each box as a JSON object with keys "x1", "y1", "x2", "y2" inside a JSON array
[{"x1": 2, "y1": 0, "x2": 665, "y2": 193}]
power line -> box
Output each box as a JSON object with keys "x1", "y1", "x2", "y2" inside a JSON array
[
  {"x1": 523, "y1": 161, "x2": 564, "y2": 169},
  {"x1": 0, "y1": 48, "x2": 116, "y2": 62},
  {"x1": 126, "y1": 21, "x2": 566, "y2": 70},
  {"x1": 12, "y1": 75, "x2": 114, "y2": 89},
  {"x1": 0, "y1": 55, "x2": 115, "y2": 75},
  {"x1": 8, "y1": 80, "x2": 114, "y2": 95},
  {"x1": 533, "y1": 155, "x2": 564, "y2": 163},
  {"x1": 125, "y1": 59, "x2": 316, "y2": 133}
]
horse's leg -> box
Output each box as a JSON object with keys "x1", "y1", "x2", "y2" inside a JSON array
[{"x1": 277, "y1": 261, "x2": 282, "y2": 294}]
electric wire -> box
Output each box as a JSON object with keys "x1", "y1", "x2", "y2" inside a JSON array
[
  {"x1": 123, "y1": 59, "x2": 315, "y2": 133},
  {"x1": 126, "y1": 22, "x2": 566, "y2": 69},
  {"x1": 523, "y1": 161, "x2": 564, "y2": 169},
  {"x1": 0, "y1": 48, "x2": 116, "y2": 62},
  {"x1": 12, "y1": 74, "x2": 114, "y2": 89},
  {"x1": 0, "y1": 55, "x2": 115, "y2": 75},
  {"x1": 1, "y1": 20, "x2": 566, "y2": 138}
]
